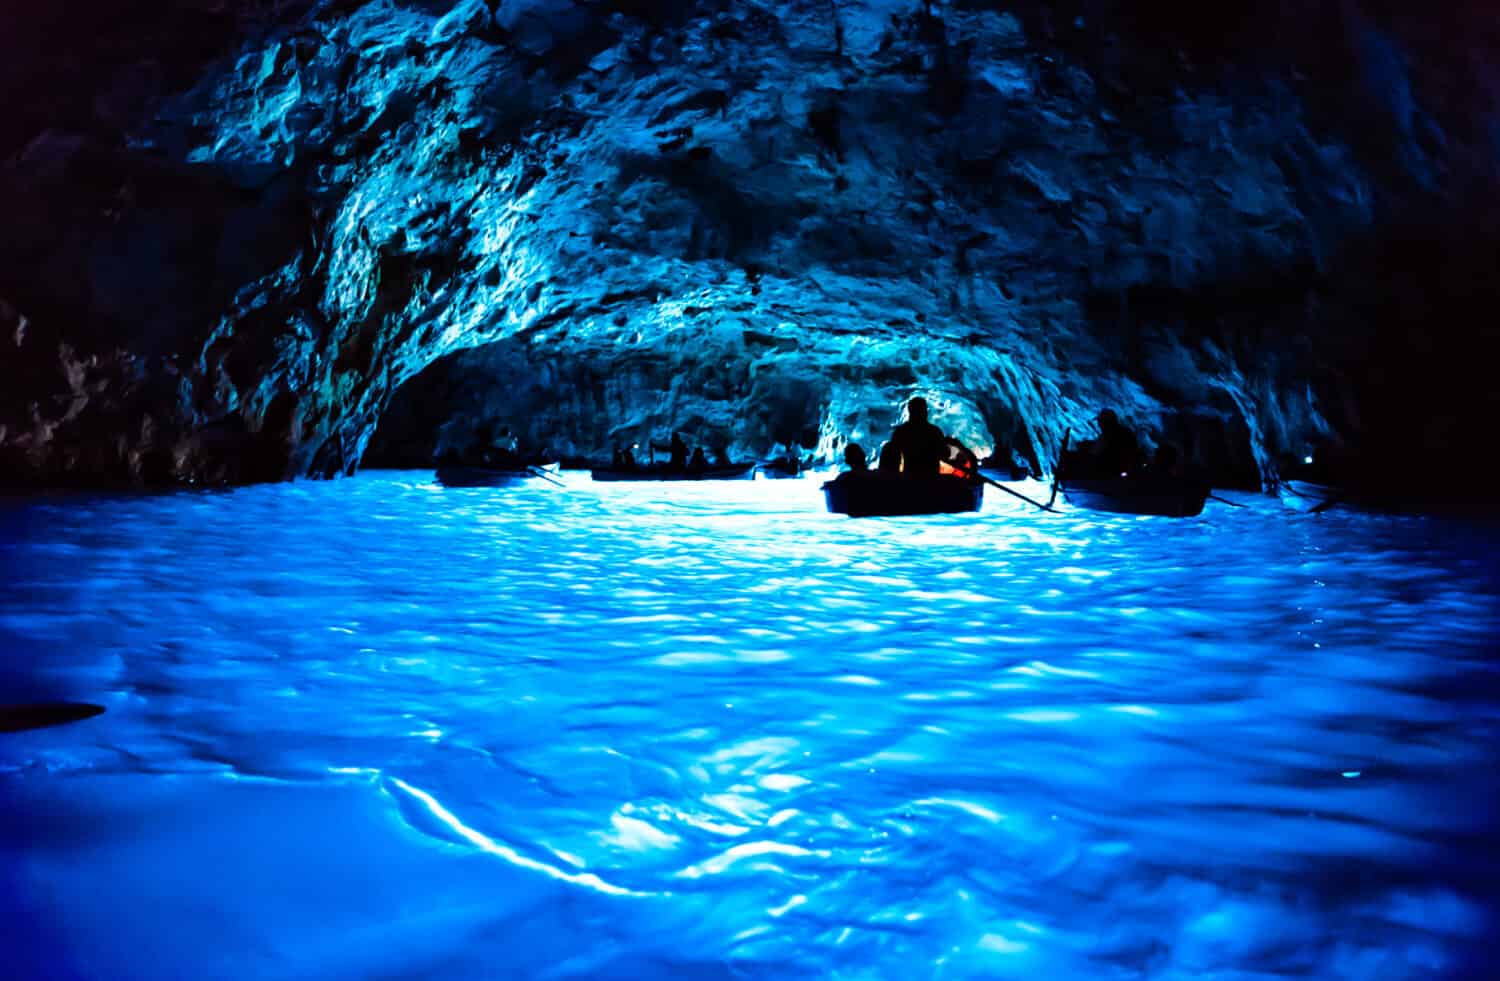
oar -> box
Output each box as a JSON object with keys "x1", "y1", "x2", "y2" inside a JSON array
[
  {"x1": 1208, "y1": 493, "x2": 1247, "y2": 509},
  {"x1": 952, "y1": 437, "x2": 1059, "y2": 514},
  {"x1": 0, "y1": 702, "x2": 104, "y2": 734},
  {"x1": 1279, "y1": 478, "x2": 1343, "y2": 514},
  {"x1": 1309, "y1": 495, "x2": 1345, "y2": 515},
  {"x1": 967, "y1": 470, "x2": 1059, "y2": 513},
  {"x1": 527, "y1": 465, "x2": 565, "y2": 488},
  {"x1": 1049, "y1": 428, "x2": 1070, "y2": 509}
]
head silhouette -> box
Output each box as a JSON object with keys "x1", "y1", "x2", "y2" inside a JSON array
[
  {"x1": 907, "y1": 397, "x2": 929, "y2": 423},
  {"x1": 844, "y1": 443, "x2": 868, "y2": 472}
]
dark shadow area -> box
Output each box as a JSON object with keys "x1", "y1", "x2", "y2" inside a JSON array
[{"x1": 0, "y1": 703, "x2": 105, "y2": 734}]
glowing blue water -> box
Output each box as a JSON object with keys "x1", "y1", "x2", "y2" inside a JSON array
[{"x1": 2, "y1": 472, "x2": 1497, "y2": 979}]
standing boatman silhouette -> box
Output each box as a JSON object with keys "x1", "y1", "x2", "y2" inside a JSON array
[{"x1": 886, "y1": 397, "x2": 947, "y2": 475}]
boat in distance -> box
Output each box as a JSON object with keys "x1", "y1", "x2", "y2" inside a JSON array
[
  {"x1": 590, "y1": 463, "x2": 757, "y2": 482},
  {"x1": 435, "y1": 461, "x2": 560, "y2": 487}
]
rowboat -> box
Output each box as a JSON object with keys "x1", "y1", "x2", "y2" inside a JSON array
[
  {"x1": 758, "y1": 460, "x2": 805, "y2": 479},
  {"x1": 435, "y1": 461, "x2": 560, "y2": 487},
  {"x1": 1062, "y1": 477, "x2": 1209, "y2": 517},
  {"x1": 823, "y1": 472, "x2": 983, "y2": 517},
  {"x1": 590, "y1": 463, "x2": 757, "y2": 482},
  {"x1": 1278, "y1": 480, "x2": 1494, "y2": 517}
]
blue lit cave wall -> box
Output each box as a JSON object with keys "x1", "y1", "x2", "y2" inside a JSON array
[{"x1": 1, "y1": 2, "x2": 1496, "y2": 486}]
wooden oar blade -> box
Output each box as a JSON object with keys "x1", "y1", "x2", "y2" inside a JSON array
[
  {"x1": 527, "y1": 466, "x2": 565, "y2": 487},
  {"x1": 980, "y1": 474, "x2": 1059, "y2": 514}
]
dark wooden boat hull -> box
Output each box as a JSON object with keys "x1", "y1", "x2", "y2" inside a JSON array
[
  {"x1": 823, "y1": 474, "x2": 983, "y2": 517},
  {"x1": 1063, "y1": 478, "x2": 1209, "y2": 517},
  {"x1": 590, "y1": 463, "x2": 757, "y2": 482},
  {"x1": 436, "y1": 463, "x2": 558, "y2": 487}
]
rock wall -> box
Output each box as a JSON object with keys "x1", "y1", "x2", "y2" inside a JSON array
[{"x1": 1, "y1": 1, "x2": 1496, "y2": 489}]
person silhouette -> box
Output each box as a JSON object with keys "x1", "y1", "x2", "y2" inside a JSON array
[
  {"x1": 887, "y1": 397, "x2": 947, "y2": 475},
  {"x1": 1093, "y1": 409, "x2": 1142, "y2": 478},
  {"x1": 653, "y1": 432, "x2": 689, "y2": 469},
  {"x1": 1151, "y1": 442, "x2": 1184, "y2": 479}
]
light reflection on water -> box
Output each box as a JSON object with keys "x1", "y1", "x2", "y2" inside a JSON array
[{"x1": 1, "y1": 471, "x2": 1498, "y2": 979}]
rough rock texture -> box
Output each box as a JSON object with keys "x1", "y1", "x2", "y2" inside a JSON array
[{"x1": 1, "y1": 1, "x2": 1496, "y2": 489}]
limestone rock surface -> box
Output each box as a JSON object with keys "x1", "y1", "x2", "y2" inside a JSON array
[{"x1": 1, "y1": 1, "x2": 1495, "y2": 489}]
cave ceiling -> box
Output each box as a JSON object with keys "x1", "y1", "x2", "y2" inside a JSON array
[{"x1": 0, "y1": 1, "x2": 1495, "y2": 486}]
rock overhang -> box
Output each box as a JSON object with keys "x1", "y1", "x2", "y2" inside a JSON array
[{"x1": 0, "y1": 0, "x2": 1495, "y2": 494}]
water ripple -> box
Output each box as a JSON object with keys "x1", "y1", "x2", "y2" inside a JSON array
[{"x1": 0, "y1": 472, "x2": 1497, "y2": 978}]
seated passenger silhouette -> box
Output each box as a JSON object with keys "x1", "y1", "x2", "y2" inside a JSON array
[
  {"x1": 1151, "y1": 442, "x2": 1183, "y2": 479},
  {"x1": 654, "y1": 432, "x2": 690, "y2": 469},
  {"x1": 843, "y1": 443, "x2": 869, "y2": 473},
  {"x1": 1094, "y1": 410, "x2": 1143, "y2": 477},
  {"x1": 688, "y1": 447, "x2": 708, "y2": 472},
  {"x1": 888, "y1": 397, "x2": 947, "y2": 475},
  {"x1": 488, "y1": 427, "x2": 521, "y2": 465},
  {"x1": 1068, "y1": 409, "x2": 1143, "y2": 479},
  {"x1": 941, "y1": 437, "x2": 980, "y2": 479}
]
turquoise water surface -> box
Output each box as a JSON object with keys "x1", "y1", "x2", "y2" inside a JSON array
[{"x1": 2, "y1": 471, "x2": 1497, "y2": 979}]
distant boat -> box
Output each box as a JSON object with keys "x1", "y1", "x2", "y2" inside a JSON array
[
  {"x1": 1276, "y1": 480, "x2": 1496, "y2": 517},
  {"x1": 979, "y1": 462, "x2": 1032, "y2": 482},
  {"x1": 1062, "y1": 476, "x2": 1209, "y2": 517},
  {"x1": 590, "y1": 463, "x2": 757, "y2": 482},
  {"x1": 758, "y1": 459, "x2": 805, "y2": 479},
  {"x1": 823, "y1": 472, "x2": 983, "y2": 517},
  {"x1": 435, "y1": 461, "x2": 560, "y2": 487}
]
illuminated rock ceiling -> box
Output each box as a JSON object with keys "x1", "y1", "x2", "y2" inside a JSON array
[{"x1": 1, "y1": 1, "x2": 1495, "y2": 486}]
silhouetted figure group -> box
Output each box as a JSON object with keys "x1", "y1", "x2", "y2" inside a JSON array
[
  {"x1": 836, "y1": 399, "x2": 1199, "y2": 487},
  {"x1": 1062, "y1": 409, "x2": 1191, "y2": 483},
  {"x1": 841, "y1": 397, "x2": 977, "y2": 481},
  {"x1": 619, "y1": 431, "x2": 715, "y2": 472},
  {"x1": 1065, "y1": 409, "x2": 1141, "y2": 479},
  {"x1": 763, "y1": 442, "x2": 807, "y2": 477},
  {"x1": 447, "y1": 423, "x2": 550, "y2": 469}
]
